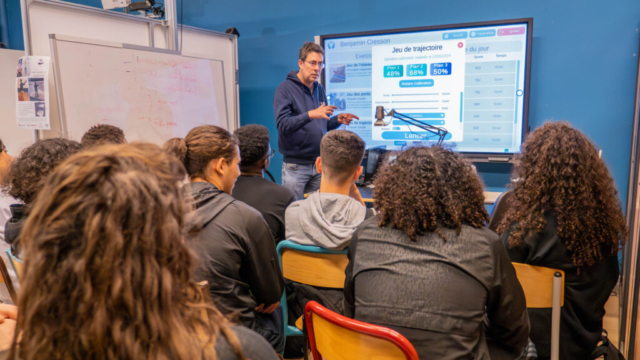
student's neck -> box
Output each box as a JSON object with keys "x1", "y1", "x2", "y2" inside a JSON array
[
  {"x1": 191, "y1": 176, "x2": 225, "y2": 191},
  {"x1": 297, "y1": 72, "x2": 314, "y2": 89},
  {"x1": 319, "y1": 178, "x2": 351, "y2": 196},
  {"x1": 241, "y1": 167, "x2": 264, "y2": 177}
]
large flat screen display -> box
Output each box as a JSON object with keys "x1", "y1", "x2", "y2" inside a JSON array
[{"x1": 320, "y1": 18, "x2": 532, "y2": 158}]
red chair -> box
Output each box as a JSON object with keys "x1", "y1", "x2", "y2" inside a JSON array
[{"x1": 304, "y1": 301, "x2": 419, "y2": 360}]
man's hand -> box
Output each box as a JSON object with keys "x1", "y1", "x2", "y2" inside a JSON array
[
  {"x1": 255, "y1": 302, "x2": 280, "y2": 314},
  {"x1": 309, "y1": 104, "x2": 337, "y2": 120},
  {"x1": 337, "y1": 113, "x2": 359, "y2": 125},
  {"x1": 0, "y1": 304, "x2": 17, "y2": 324}
]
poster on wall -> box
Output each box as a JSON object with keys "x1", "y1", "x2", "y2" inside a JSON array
[{"x1": 15, "y1": 56, "x2": 51, "y2": 130}]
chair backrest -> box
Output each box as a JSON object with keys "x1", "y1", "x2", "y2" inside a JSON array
[
  {"x1": 305, "y1": 300, "x2": 419, "y2": 360},
  {"x1": 488, "y1": 189, "x2": 513, "y2": 232},
  {"x1": 5, "y1": 249, "x2": 23, "y2": 283},
  {"x1": 0, "y1": 255, "x2": 16, "y2": 303},
  {"x1": 276, "y1": 240, "x2": 349, "y2": 342},
  {"x1": 512, "y1": 262, "x2": 564, "y2": 360},
  {"x1": 512, "y1": 262, "x2": 565, "y2": 308},
  {"x1": 277, "y1": 240, "x2": 348, "y2": 288}
]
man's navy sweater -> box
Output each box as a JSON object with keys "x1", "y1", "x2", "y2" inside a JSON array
[{"x1": 273, "y1": 71, "x2": 341, "y2": 165}]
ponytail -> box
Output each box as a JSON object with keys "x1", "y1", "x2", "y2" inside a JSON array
[
  {"x1": 167, "y1": 126, "x2": 237, "y2": 178},
  {"x1": 163, "y1": 137, "x2": 188, "y2": 166}
]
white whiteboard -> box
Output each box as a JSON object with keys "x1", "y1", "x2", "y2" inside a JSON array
[
  {"x1": 51, "y1": 35, "x2": 228, "y2": 144},
  {"x1": 0, "y1": 49, "x2": 34, "y2": 155},
  {"x1": 23, "y1": 0, "x2": 239, "y2": 139}
]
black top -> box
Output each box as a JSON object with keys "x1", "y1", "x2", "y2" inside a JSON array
[
  {"x1": 4, "y1": 204, "x2": 26, "y2": 257},
  {"x1": 183, "y1": 182, "x2": 284, "y2": 328},
  {"x1": 232, "y1": 175, "x2": 295, "y2": 243},
  {"x1": 216, "y1": 325, "x2": 280, "y2": 360},
  {"x1": 344, "y1": 216, "x2": 530, "y2": 360},
  {"x1": 273, "y1": 71, "x2": 341, "y2": 164},
  {"x1": 500, "y1": 212, "x2": 619, "y2": 360}
]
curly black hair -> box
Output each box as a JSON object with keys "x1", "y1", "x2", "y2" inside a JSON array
[
  {"x1": 3, "y1": 138, "x2": 82, "y2": 204},
  {"x1": 81, "y1": 124, "x2": 126, "y2": 148},
  {"x1": 431, "y1": 146, "x2": 489, "y2": 228},
  {"x1": 234, "y1": 125, "x2": 270, "y2": 167},
  {"x1": 374, "y1": 146, "x2": 487, "y2": 240},
  {"x1": 498, "y1": 121, "x2": 627, "y2": 268}
]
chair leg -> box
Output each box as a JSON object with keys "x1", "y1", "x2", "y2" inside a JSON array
[
  {"x1": 550, "y1": 272, "x2": 563, "y2": 360},
  {"x1": 303, "y1": 339, "x2": 309, "y2": 360}
]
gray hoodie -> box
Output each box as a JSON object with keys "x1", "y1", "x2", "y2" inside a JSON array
[{"x1": 285, "y1": 192, "x2": 368, "y2": 250}]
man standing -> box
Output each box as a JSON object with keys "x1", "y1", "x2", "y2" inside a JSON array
[{"x1": 274, "y1": 41, "x2": 359, "y2": 200}]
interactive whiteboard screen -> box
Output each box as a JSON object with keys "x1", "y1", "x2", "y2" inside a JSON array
[
  {"x1": 321, "y1": 18, "x2": 532, "y2": 158},
  {"x1": 51, "y1": 35, "x2": 228, "y2": 144}
]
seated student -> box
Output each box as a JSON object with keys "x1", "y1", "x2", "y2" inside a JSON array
[
  {"x1": 168, "y1": 125, "x2": 285, "y2": 353},
  {"x1": 80, "y1": 123, "x2": 127, "y2": 148},
  {"x1": 232, "y1": 125, "x2": 295, "y2": 243},
  {"x1": 2, "y1": 138, "x2": 82, "y2": 258},
  {"x1": 4, "y1": 143, "x2": 278, "y2": 360},
  {"x1": 0, "y1": 139, "x2": 15, "y2": 244},
  {"x1": 498, "y1": 122, "x2": 627, "y2": 360},
  {"x1": 286, "y1": 130, "x2": 370, "y2": 251},
  {"x1": 344, "y1": 146, "x2": 529, "y2": 359}
]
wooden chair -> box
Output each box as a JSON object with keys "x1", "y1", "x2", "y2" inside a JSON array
[
  {"x1": 276, "y1": 240, "x2": 348, "y2": 341},
  {"x1": 305, "y1": 300, "x2": 419, "y2": 360},
  {"x1": 0, "y1": 255, "x2": 16, "y2": 304},
  {"x1": 5, "y1": 249, "x2": 22, "y2": 283},
  {"x1": 512, "y1": 263, "x2": 565, "y2": 360}
]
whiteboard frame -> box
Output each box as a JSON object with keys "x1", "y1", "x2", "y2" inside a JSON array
[
  {"x1": 49, "y1": 33, "x2": 230, "y2": 139},
  {"x1": 20, "y1": 0, "x2": 240, "y2": 140}
]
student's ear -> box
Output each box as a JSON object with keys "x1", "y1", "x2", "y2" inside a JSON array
[
  {"x1": 209, "y1": 157, "x2": 226, "y2": 175},
  {"x1": 316, "y1": 157, "x2": 323, "y2": 174},
  {"x1": 353, "y1": 165, "x2": 363, "y2": 181},
  {"x1": 298, "y1": 59, "x2": 304, "y2": 71},
  {"x1": 262, "y1": 156, "x2": 270, "y2": 170}
]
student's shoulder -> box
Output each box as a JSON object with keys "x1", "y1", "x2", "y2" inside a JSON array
[
  {"x1": 229, "y1": 198, "x2": 264, "y2": 223},
  {"x1": 214, "y1": 325, "x2": 279, "y2": 360},
  {"x1": 260, "y1": 178, "x2": 295, "y2": 200}
]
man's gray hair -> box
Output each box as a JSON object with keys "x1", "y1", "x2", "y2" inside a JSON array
[{"x1": 299, "y1": 41, "x2": 324, "y2": 61}]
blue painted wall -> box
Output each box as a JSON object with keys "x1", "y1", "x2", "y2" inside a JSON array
[{"x1": 5, "y1": 0, "x2": 640, "y2": 208}]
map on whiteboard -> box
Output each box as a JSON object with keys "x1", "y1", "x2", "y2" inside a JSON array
[{"x1": 54, "y1": 39, "x2": 227, "y2": 144}]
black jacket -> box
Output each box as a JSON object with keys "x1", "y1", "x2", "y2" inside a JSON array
[
  {"x1": 4, "y1": 204, "x2": 27, "y2": 257},
  {"x1": 344, "y1": 216, "x2": 530, "y2": 360},
  {"x1": 184, "y1": 182, "x2": 284, "y2": 328},
  {"x1": 231, "y1": 176, "x2": 295, "y2": 243},
  {"x1": 501, "y1": 212, "x2": 619, "y2": 360},
  {"x1": 273, "y1": 71, "x2": 341, "y2": 164}
]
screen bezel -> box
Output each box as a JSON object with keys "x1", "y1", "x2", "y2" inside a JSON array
[{"x1": 319, "y1": 17, "x2": 533, "y2": 161}]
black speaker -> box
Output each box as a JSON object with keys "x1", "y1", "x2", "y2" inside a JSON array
[{"x1": 225, "y1": 28, "x2": 240, "y2": 38}]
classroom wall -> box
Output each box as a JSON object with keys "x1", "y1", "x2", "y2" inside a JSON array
[{"x1": 5, "y1": 0, "x2": 640, "y2": 207}]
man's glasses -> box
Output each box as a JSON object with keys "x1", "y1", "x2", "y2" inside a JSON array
[
  {"x1": 269, "y1": 149, "x2": 276, "y2": 159},
  {"x1": 306, "y1": 61, "x2": 325, "y2": 69}
]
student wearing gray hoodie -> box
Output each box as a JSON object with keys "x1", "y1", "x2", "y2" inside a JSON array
[
  {"x1": 286, "y1": 130, "x2": 372, "y2": 251},
  {"x1": 283, "y1": 130, "x2": 372, "y2": 338}
]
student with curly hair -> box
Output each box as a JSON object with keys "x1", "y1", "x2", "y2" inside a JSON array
[
  {"x1": 5, "y1": 143, "x2": 278, "y2": 360},
  {"x1": 343, "y1": 146, "x2": 529, "y2": 359},
  {"x1": 166, "y1": 126, "x2": 285, "y2": 353},
  {"x1": 498, "y1": 122, "x2": 627, "y2": 360},
  {"x1": 232, "y1": 125, "x2": 294, "y2": 243},
  {"x1": 80, "y1": 124, "x2": 127, "y2": 148},
  {"x1": 2, "y1": 138, "x2": 82, "y2": 258}
]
